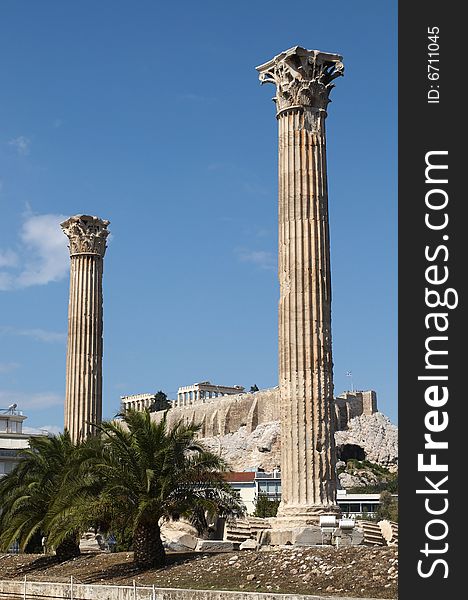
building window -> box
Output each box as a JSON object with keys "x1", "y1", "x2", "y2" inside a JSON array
[
  {"x1": 361, "y1": 503, "x2": 377, "y2": 514},
  {"x1": 257, "y1": 481, "x2": 281, "y2": 498}
]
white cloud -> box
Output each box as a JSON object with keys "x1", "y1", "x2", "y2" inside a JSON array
[
  {"x1": 0, "y1": 326, "x2": 66, "y2": 344},
  {"x1": 0, "y1": 212, "x2": 69, "y2": 291},
  {"x1": 23, "y1": 424, "x2": 62, "y2": 436},
  {"x1": 16, "y1": 213, "x2": 69, "y2": 287},
  {"x1": 0, "y1": 362, "x2": 20, "y2": 374},
  {"x1": 0, "y1": 249, "x2": 19, "y2": 268},
  {"x1": 0, "y1": 390, "x2": 63, "y2": 410},
  {"x1": 8, "y1": 136, "x2": 31, "y2": 156},
  {"x1": 237, "y1": 248, "x2": 276, "y2": 270},
  {"x1": 17, "y1": 328, "x2": 66, "y2": 343}
]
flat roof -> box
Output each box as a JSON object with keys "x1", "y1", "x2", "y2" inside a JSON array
[{"x1": 223, "y1": 472, "x2": 256, "y2": 483}]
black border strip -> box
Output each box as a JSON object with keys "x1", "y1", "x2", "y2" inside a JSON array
[{"x1": 399, "y1": 2, "x2": 465, "y2": 597}]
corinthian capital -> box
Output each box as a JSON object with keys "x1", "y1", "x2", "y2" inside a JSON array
[
  {"x1": 256, "y1": 46, "x2": 344, "y2": 113},
  {"x1": 61, "y1": 215, "x2": 110, "y2": 257}
]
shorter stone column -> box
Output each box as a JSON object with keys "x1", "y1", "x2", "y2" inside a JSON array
[{"x1": 61, "y1": 214, "x2": 110, "y2": 443}]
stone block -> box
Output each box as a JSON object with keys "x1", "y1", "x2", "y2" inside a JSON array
[
  {"x1": 239, "y1": 538, "x2": 257, "y2": 550},
  {"x1": 195, "y1": 539, "x2": 234, "y2": 552},
  {"x1": 335, "y1": 528, "x2": 364, "y2": 546},
  {"x1": 292, "y1": 526, "x2": 323, "y2": 546},
  {"x1": 79, "y1": 532, "x2": 101, "y2": 552},
  {"x1": 258, "y1": 529, "x2": 293, "y2": 546},
  {"x1": 161, "y1": 518, "x2": 198, "y2": 538},
  {"x1": 378, "y1": 519, "x2": 395, "y2": 543},
  {"x1": 164, "y1": 533, "x2": 198, "y2": 552}
]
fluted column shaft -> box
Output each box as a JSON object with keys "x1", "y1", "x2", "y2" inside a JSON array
[
  {"x1": 61, "y1": 215, "x2": 110, "y2": 443},
  {"x1": 277, "y1": 106, "x2": 337, "y2": 516},
  {"x1": 257, "y1": 46, "x2": 344, "y2": 523},
  {"x1": 65, "y1": 254, "x2": 104, "y2": 442}
]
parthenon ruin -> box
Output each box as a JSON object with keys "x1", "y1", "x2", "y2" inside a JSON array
[{"x1": 174, "y1": 382, "x2": 245, "y2": 407}]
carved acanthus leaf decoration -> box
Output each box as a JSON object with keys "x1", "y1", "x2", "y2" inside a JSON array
[
  {"x1": 256, "y1": 46, "x2": 344, "y2": 113},
  {"x1": 61, "y1": 215, "x2": 110, "y2": 257}
]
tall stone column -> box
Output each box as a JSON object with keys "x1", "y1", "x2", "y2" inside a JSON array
[
  {"x1": 61, "y1": 215, "x2": 110, "y2": 443},
  {"x1": 257, "y1": 46, "x2": 344, "y2": 524}
]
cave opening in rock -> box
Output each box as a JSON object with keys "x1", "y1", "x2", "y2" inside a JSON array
[{"x1": 337, "y1": 443, "x2": 366, "y2": 462}]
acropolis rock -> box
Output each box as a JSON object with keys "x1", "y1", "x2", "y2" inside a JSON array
[
  {"x1": 199, "y1": 412, "x2": 398, "y2": 475},
  {"x1": 335, "y1": 412, "x2": 398, "y2": 468},
  {"x1": 150, "y1": 387, "x2": 376, "y2": 439},
  {"x1": 202, "y1": 421, "x2": 282, "y2": 472}
]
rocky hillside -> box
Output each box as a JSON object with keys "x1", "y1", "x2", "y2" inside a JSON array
[
  {"x1": 335, "y1": 413, "x2": 398, "y2": 468},
  {"x1": 202, "y1": 421, "x2": 281, "y2": 472},
  {"x1": 201, "y1": 412, "x2": 397, "y2": 475}
]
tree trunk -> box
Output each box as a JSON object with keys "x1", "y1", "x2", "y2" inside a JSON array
[
  {"x1": 55, "y1": 533, "x2": 80, "y2": 561},
  {"x1": 133, "y1": 522, "x2": 165, "y2": 568}
]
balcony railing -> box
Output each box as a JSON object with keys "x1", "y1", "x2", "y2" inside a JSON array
[{"x1": 254, "y1": 471, "x2": 281, "y2": 480}]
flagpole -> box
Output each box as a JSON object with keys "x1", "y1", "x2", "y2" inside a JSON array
[{"x1": 346, "y1": 371, "x2": 354, "y2": 393}]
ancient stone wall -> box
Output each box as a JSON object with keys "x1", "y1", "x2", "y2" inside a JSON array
[
  {"x1": 151, "y1": 388, "x2": 279, "y2": 437},
  {"x1": 361, "y1": 390, "x2": 378, "y2": 415},
  {"x1": 150, "y1": 388, "x2": 377, "y2": 437}
]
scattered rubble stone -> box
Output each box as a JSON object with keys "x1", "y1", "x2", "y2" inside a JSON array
[{"x1": 0, "y1": 545, "x2": 397, "y2": 598}]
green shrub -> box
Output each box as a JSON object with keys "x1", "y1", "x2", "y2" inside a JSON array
[{"x1": 253, "y1": 494, "x2": 280, "y2": 518}]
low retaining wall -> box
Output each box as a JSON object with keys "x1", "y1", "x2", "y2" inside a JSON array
[{"x1": 0, "y1": 579, "x2": 382, "y2": 600}]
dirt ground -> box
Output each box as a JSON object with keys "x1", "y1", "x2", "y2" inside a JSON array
[{"x1": 0, "y1": 546, "x2": 397, "y2": 599}]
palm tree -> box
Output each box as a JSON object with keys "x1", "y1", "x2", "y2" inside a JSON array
[
  {"x1": 0, "y1": 432, "x2": 82, "y2": 561},
  {"x1": 48, "y1": 410, "x2": 245, "y2": 568}
]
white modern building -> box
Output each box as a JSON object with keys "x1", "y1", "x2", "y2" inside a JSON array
[
  {"x1": 225, "y1": 469, "x2": 396, "y2": 517},
  {"x1": 336, "y1": 489, "x2": 395, "y2": 518},
  {"x1": 224, "y1": 470, "x2": 282, "y2": 514},
  {"x1": 0, "y1": 406, "x2": 50, "y2": 477}
]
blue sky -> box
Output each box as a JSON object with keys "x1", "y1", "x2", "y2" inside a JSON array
[{"x1": 0, "y1": 0, "x2": 397, "y2": 432}]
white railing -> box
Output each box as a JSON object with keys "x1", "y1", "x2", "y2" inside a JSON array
[
  {"x1": 254, "y1": 472, "x2": 280, "y2": 480},
  {"x1": 0, "y1": 577, "x2": 157, "y2": 600},
  {"x1": 0, "y1": 577, "x2": 372, "y2": 600},
  {"x1": 0, "y1": 408, "x2": 23, "y2": 416}
]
